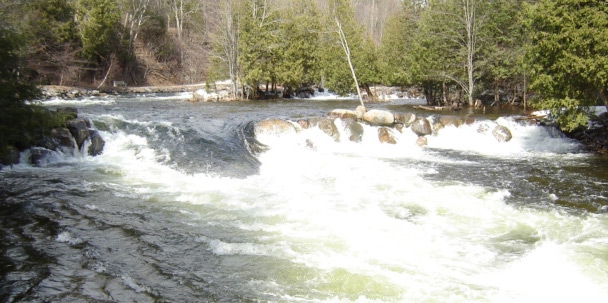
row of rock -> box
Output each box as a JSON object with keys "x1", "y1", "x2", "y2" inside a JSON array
[
  {"x1": 1, "y1": 110, "x2": 105, "y2": 167},
  {"x1": 253, "y1": 106, "x2": 513, "y2": 147}
]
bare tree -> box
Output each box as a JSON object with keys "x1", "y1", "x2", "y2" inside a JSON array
[{"x1": 335, "y1": 17, "x2": 364, "y2": 107}]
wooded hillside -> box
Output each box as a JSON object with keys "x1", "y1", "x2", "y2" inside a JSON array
[{"x1": 2, "y1": 0, "x2": 606, "y2": 130}]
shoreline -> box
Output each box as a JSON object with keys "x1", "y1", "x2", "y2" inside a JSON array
[{"x1": 39, "y1": 84, "x2": 208, "y2": 99}]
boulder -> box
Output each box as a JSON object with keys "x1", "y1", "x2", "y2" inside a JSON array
[
  {"x1": 493, "y1": 125, "x2": 513, "y2": 142},
  {"x1": 51, "y1": 128, "x2": 77, "y2": 151},
  {"x1": 395, "y1": 112, "x2": 416, "y2": 127},
  {"x1": 378, "y1": 127, "x2": 397, "y2": 144},
  {"x1": 410, "y1": 118, "x2": 433, "y2": 136},
  {"x1": 363, "y1": 109, "x2": 394, "y2": 126},
  {"x1": 356, "y1": 106, "x2": 366, "y2": 120},
  {"x1": 416, "y1": 136, "x2": 428, "y2": 147},
  {"x1": 67, "y1": 118, "x2": 90, "y2": 148},
  {"x1": 307, "y1": 118, "x2": 340, "y2": 142},
  {"x1": 329, "y1": 109, "x2": 358, "y2": 120},
  {"x1": 87, "y1": 130, "x2": 105, "y2": 156},
  {"x1": 0, "y1": 145, "x2": 20, "y2": 166},
  {"x1": 438, "y1": 116, "x2": 464, "y2": 128},
  {"x1": 29, "y1": 147, "x2": 54, "y2": 166},
  {"x1": 35, "y1": 128, "x2": 75, "y2": 152},
  {"x1": 254, "y1": 119, "x2": 298, "y2": 137},
  {"x1": 342, "y1": 119, "x2": 364, "y2": 142}
]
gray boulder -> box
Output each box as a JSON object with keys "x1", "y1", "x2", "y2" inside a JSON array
[
  {"x1": 29, "y1": 147, "x2": 54, "y2": 166},
  {"x1": 67, "y1": 118, "x2": 91, "y2": 148},
  {"x1": 88, "y1": 130, "x2": 105, "y2": 156},
  {"x1": 410, "y1": 118, "x2": 433, "y2": 136}
]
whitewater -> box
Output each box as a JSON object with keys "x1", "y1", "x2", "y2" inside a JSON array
[{"x1": 1, "y1": 93, "x2": 607, "y2": 302}]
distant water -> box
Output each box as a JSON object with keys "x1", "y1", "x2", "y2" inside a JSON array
[{"x1": 1, "y1": 93, "x2": 607, "y2": 302}]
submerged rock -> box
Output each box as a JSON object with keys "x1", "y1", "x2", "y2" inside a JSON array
[
  {"x1": 342, "y1": 119, "x2": 364, "y2": 143},
  {"x1": 492, "y1": 125, "x2": 513, "y2": 142},
  {"x1": 307, "y1": 118, "x2": 340, "y2": 142},
  {"x1": 378, "y1": 127, "x2": 397, "y2": 144},
  {"x1": 254, "y1": 119, "x2": 298, "y2": 136},
  {"x1": 416, "y1": 136, "x2": 428, "y2": 147}
]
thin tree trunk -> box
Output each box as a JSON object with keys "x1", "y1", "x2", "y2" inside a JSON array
[
  {"x1": 335, "y1": 17, "x2": 364, "y2": 108},
  {"x1": 97, "y1": 59, "x2": 114, "y2": 89}
]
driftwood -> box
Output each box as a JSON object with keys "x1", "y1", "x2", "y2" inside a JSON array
[{"x1": 413, "y1": 105, "x2": 459, "y2": 111}]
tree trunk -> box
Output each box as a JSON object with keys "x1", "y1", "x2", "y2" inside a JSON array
[
  {"x1": 335, "y1": 17, "x2": 364, "y2": 108},
  {"x1": 363, "y1": 84, "x2": 375, "y2": 102}
]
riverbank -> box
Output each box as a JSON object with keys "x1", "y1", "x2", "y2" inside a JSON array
[{"x1": 39, "y1": 83, "x2": 209, "y2": 99}]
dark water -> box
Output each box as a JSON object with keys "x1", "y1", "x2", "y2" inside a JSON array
[{"x1": 1, "y1": 94, "x2": 607, "y2": 302}]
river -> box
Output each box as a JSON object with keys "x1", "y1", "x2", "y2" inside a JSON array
[{"x1": 1, "y1": 93, "x2": 607, "y2": 302}]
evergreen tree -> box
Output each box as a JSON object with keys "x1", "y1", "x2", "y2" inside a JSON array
[
  {"x1": 527, "y1": 0, "x2": 608, "y2": 131},
  {"x1": 76, "y1": 0, "x2": 121, "y2": 62}
]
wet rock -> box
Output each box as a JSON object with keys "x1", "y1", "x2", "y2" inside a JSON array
[
  {"x1": 378, "y1": 127, "x2": 397, "y2": 144},
  {"x1": 329, "y1": 109, "x2": 358, "y2": 120},
  {"x1": 36, "y1": 128, "x2": 75, "y2": 152},
  {"x1": 307, "y1": 118, "x2": 340, "y2": 142},
  {"x1": 395, "y1": 112, "x2": 416, "y2": 127},
  {"x1": 254, "y1": 119, "x2": 298, "y2": 137},
  {"x1": 363, "y1": 109, "x2": 394, "y2": 126},
  {"x1": 416, "y1": 136, "x2": 428, "y2": 147},
  {"x1": 410, "y1": 118, "x2": 432, "y2": 136},
  {"x1": 0, "y1": 145, "x2": 20, "y2": 166},
  {"x1": 87, "y1": 130, "x2": 105, "y2": 156},
  {"x1": 67, "y1": 118, "x2": 91, "y2": 148},
  {"x1": 29, "y1": 147, "x2": 54, "y2": 165},
  {"x1": 493, "y1": 125, "x2": 513, "y2": 142},
  {"x1": 342, "y1": 119, "x2": 364, "y2": 142},
  {"x1": 356, "y1": 106, "x2": 366, "y2": 120},
  {"x1": 438, "y1": 116, "x2": 464, "y2": 128}
]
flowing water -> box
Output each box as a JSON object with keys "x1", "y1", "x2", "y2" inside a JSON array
[{"x1": 1, "y1": 93, "x2": 608, "y2": 302}]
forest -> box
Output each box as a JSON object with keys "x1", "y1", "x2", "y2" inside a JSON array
[{"x1": 1, "y1": 0, "x2": 607, "y2": 131}]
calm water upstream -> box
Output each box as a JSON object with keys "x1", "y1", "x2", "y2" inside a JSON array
[{"x1": 1, "y1": 93, "x2": 607, "y2": 302}]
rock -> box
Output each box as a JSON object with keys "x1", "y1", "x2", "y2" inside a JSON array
[
  {"x1": 29, "y1": 147, "x2": 54, "y2": 165},
  {"x1": 329, "y1": 109, "x2": 358, "y2": 120},
  {"x1": 477, "y1": 123, "x2": 491, "y2": 134},
  {"x1": 307, "y1": 118, "x2": 340, "y2": 142},
  {"x1": 36, "y1": 128, "x2": 75, "y2": 152},
  {"x1": 342, "y1": 119, "x2": 364, "y2": 142},
  {"x1": 363, "y1": 109, "x2": 394, "y2": 126},
  {"x1": 67, "y1": 118, "x2": 91, "y2": 148},
  {"x1": 416, "y1": 136, "x2": 428, "y2": 146},
  {"x1": 378, "y1": 127, "x2": 397, "y2": 144},
  {"x1": 433, "y1": 121, "x2": 444, "y2": 133},
  {"x1": 493, "y1": 125, "x2": 513, "y2": 142},
  {"x1": 254, "y1": 119, "x2": 298, "y2": 137},
  {"x1": 395, "y1": 112, "x2": 416, "y2": 127},
  {"x1": 87, "y1": 130, "x2": 105, "y2": 156},
  {"x1": 356, "y1": 106, "x2": 366, "y2": 120},
  {"x1": 410, "y1": 118, "x2": 432, "y2": 136},
  {"x1": 438, "y1": 116, "x2": 464, "y2": 128},
  {"x1": 0, "y1": 145, "x2": 20, "y2": 166}
]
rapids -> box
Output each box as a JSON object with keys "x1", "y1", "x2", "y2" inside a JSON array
[{"x1": 1, "y1": 93, "x2": 607, "y2": 302}]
